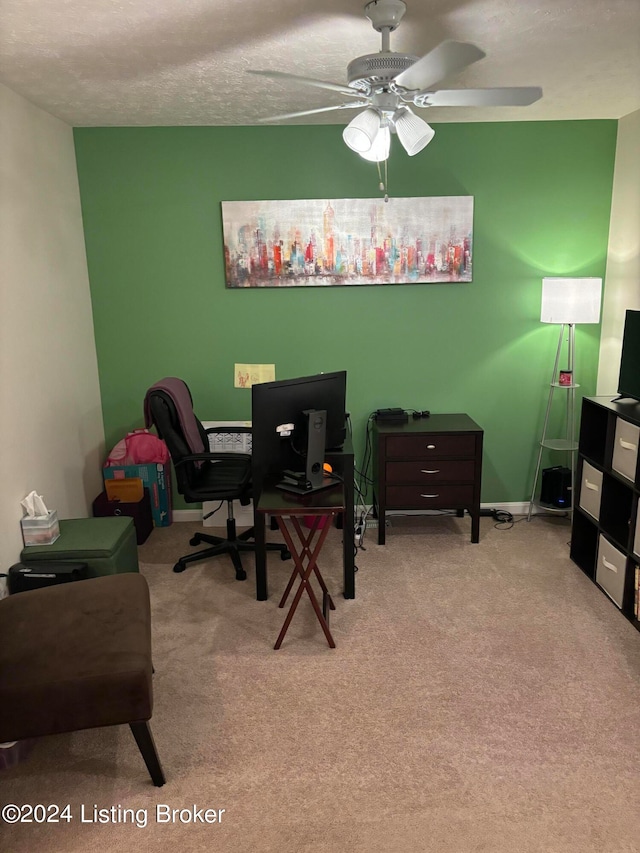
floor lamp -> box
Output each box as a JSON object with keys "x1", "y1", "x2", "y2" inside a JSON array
[{"x1": 527, "y1": 277, "x2": 602, "y2": 521}]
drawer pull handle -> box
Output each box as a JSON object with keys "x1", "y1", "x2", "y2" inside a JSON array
[
  {"x1": 619, "y1": 439, "x2": 637, "y2": 451},
  {"x1": 426, "y1": 444, "x2": 436, "y2": 450},
  {"x1": 421, "y1": 469, "x2": 440, "y2": 474},
  {"x1": 602, "y1": 556, "x2": 618, "y2": 573},
  {"x1": 420, "y1": 493, "x2": 440, "y2": 499},
  {"x1": 584, "y1": 479, "x2": 599, "y2": 492}
]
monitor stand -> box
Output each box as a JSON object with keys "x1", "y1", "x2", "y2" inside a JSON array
[{"x1": 276, "y1": 409, "x2": 339, "y2": 495}]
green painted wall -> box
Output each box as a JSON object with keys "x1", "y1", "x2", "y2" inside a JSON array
[{"x1": 73, "y1": 120, "x2": 616, "y2": 507}]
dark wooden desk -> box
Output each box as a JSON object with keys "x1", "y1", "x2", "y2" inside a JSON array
[
  {"x1": 256, "y1": 483, "x2": 345, "y2": 649},
  {"x1": 253, "y1": 435, "x2": 355, "y2": 601}
]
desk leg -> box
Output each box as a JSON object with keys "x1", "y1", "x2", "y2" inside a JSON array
[
  {"x1": 471, "y1": 508, "x2": 480, "y2": 544},
  {"x1": 342, "y1": 454, "x2": 355, "y2": 600},
  {"x1": 254, "y1": 512, "x2": 268, "y2": 601},
  {"x1": 374, "y1": 491, "x2": 386, "y2": 546}
]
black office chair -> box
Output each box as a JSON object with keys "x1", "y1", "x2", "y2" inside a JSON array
[{"x1": 145, "y1": 380, "x2": 289, "y2": 579}]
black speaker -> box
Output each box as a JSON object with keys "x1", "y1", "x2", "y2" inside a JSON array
[{"x1": 540, "y1": 466, "x2": 572, "y2": 508}]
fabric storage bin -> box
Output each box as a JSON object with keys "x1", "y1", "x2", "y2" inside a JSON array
[
  {"x1": 92, "y1": 489, "x2": 153, "y2": 545},
  {"x1": 20, "y1": 517, "x2": 139, "y2": 578},
  {"x1": 579, "y1": 462, "x2": 603, "y2": 520},
  {"x1": 612, "y1": 418, "x2": 639, "y2": 482},
  {"x1": 596, "y1": 535, "x2": 626, "y2": 608}
]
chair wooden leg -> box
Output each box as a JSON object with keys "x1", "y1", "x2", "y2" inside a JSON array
[{"x1": 130, "y1": 721, "x2": 166, "y2": 787}]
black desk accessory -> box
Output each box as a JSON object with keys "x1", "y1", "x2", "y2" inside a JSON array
[
  {"x1": 375, "y1": 408, "x2": 409, "y2": 424},
  {"x1": 275, "y1": 408, "x2": 339, "y2": 495}
]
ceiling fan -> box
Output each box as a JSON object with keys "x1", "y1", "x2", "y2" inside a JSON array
[{"x1": 248, "y1": 0, "x2": 542, "y2": 162}]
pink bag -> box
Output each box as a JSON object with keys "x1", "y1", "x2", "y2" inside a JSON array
[{"x1": 105, "y1": 429, "x2": 169, "y2": 466}]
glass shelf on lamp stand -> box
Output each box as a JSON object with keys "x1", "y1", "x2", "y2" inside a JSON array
[{"x1": 527, "y1": 324, "x2": 579, "y2": 521}]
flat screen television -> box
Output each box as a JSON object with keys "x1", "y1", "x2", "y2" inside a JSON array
[
  {"x1": 617, "y1": 310, "x2": 640, "y2": 402},
  {"x1": 251, "y1": 371, "x2": 347, "y2": 492}
]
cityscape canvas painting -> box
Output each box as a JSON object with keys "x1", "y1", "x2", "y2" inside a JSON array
[{"x1": 222, "y1": 197, "x2": 473, "y2": 288}]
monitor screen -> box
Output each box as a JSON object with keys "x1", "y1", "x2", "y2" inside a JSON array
[
  {"x1": 251, "y1": 371, "x2": 347, "y2": 490},
  {"x1": 617, "y1": 309, "x2": 640, "y2": 402}
]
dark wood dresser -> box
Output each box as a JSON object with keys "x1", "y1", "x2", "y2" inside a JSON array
[{"x1": 372, "y1": 414, "x2": 484, "y2": 544}]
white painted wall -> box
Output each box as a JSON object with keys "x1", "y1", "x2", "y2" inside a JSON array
[
  {"x1": 597, "y1": 109, "x2": 640, "y2": 394},
  {"x1": 0, "y1": 83, "x2": 105, "y2": 580}
]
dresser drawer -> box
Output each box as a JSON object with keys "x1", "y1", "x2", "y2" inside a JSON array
[
  {"x1": 385, "y1": 434, "x2": 476, "y2": 459},
  {"x1": 611, "y1": 418, "x2": 639, "y2": 482},
  {"x1": 596, "y1": 535, "x2": 626, "y2": 608},
  {"x1": 385, "y1": 484, "x2": 475, "y2": 509},
  {"x1": 579, "y1": 462, "x2": 603, "y2": 521},
  {"x1": 386, "y1": 459, "x2": 475, "y2": 484}
]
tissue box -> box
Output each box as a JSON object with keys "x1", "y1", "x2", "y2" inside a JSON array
[{"x1": 21, "y1": 510, "x2": 60, "y2": 546}]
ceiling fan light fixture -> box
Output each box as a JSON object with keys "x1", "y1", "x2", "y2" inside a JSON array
[
  {"x1": 393, "y1": 107, "x2": 435, "y2": 156},
  {"x1": 342, "y1": 108, "x2": 381, "y2": 153},
  {"x1": 359, "y1": 124, "x2": 391, "y2": 162}
]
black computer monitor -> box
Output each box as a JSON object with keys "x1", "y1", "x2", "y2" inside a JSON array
[
  {"x1": 251, "y1": 371, "x2": 347, "y2": 493},
  {"x1": 617, "y1": 309, "x2": 640, "y2": 402}
]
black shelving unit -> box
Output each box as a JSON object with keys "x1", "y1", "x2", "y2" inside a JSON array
[{"x1": 570, "y1": 396, "x2": 640, "y2": 631}]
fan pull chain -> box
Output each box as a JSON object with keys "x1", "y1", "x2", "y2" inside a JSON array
[{"x1": 376, "y1": 159, "x2": 390, "y2": 201}]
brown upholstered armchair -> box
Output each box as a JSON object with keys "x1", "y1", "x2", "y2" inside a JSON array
[{"x1": 0, "y1": 573, "x2": 165, "y2": 786}]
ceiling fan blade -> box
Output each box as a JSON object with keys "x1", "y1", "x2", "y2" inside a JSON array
[
  {"x1": 257, "y1": 102, "x2": 369, "y2": 122},
  {"x1": 394, "y1": 40, "x2": 486, "y2": 92},
  {"x1": 421, "y1": 87, "x2": 543, "y2": 107},
  {"x1": 247, "y1": 69, "x2": 362, "y2": 98}
]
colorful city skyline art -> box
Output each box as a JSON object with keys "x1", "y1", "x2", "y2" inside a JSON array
[{"x1": 221, "y1": 196, "x2": 473, "y2": 288}]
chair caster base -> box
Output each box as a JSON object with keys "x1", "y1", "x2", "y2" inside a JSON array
[
  {"x1": 235, "y1": 569, "x2": 247, "y2": 581},
  {"x1": 281, "y1": 550, "x2": 291, "y2": 561},
  {"x1": 189, "y1": 535, "x2": 201, "y2": 546},
  {"x1": 173, "y1": 563, "x2": 187, "y2": 573}
]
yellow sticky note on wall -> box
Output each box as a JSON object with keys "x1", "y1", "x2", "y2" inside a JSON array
[{"x1": 234, "y1": 364, "x2": 275, "y2": 388}]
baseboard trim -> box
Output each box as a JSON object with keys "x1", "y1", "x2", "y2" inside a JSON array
[{"x1": 172, "y1": 509, "x2": 203, "y2": 522}]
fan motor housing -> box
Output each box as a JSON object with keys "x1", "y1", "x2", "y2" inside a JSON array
[{"x1": 347, "y1": 52, "x2": 419, "y2": 91}]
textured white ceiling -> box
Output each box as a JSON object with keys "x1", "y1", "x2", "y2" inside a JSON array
[{"x1": 1, "y1": 0, "x2": 638, "y2": 127}]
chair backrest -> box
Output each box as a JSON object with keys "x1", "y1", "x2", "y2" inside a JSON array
[{"x1": 146, "y1": 382, "x2": 211, "y2": 499}]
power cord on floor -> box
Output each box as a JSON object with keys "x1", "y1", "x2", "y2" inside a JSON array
[{"x1": 482, "y1": 508, "x2": 521, "y2": 530}]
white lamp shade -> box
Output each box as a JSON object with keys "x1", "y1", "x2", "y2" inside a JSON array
[
  {"x1": 541, "y1": 277, "x2": 602, "y2": 324},
  {"x1": 343, "y1": 109, "x2": 381, "y2": 153},
  {"x1": 394, "y1": 109, "x2": 435, "y2": 156},
  {"x1": 359, "y1": 125, "x2": 391, "y2": 162}
]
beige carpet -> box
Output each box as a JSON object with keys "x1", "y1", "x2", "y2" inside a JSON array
[{"x1": 2, "y1": 514, "x2": 639, "y2": 852}]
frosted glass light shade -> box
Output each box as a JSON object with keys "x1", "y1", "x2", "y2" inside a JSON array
[
  {"x1": 343, "y1": 109, "x2": 381, "y2": 153},
  {"x1": 359, "y1": 125, "x2": 391, "y2": 162},
  {"x1": 394, "y1": 109, "x2": 435, "y2": 156},
  {"x1": 541, "y1": 277, "x2": 602, "y2": 324}
]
